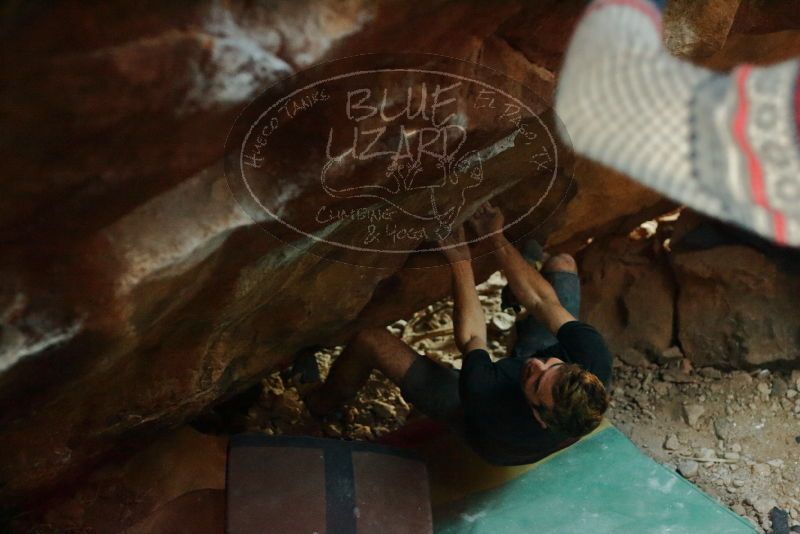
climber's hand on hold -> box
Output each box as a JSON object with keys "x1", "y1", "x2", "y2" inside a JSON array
[{"x1": 469, "y1": 201, "x2": 505, "y2": 243}]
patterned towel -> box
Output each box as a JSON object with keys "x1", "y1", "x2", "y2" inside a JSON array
[{"x1": 555, "y1": 0, "x2": 800, "y2": 246}]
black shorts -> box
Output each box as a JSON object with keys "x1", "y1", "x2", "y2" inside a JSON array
[{"x1": 399, "y1": 356, "x2": 463, "y2": 432}]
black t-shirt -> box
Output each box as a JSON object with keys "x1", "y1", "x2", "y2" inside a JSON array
[{"x1": 458, "y1": 321, "x2": 613, "y2": 466}]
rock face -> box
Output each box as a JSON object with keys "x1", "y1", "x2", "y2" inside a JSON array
[
  {"x1": 664, "y1": 0, "x2": 800, "y2": 59},
  {"x1": 0, "y1": 0, "x2": 628, "y2": 508},
  {"x1": 578, "y1": 210, "x2": 800, "y2": 370},
  {"x1": 664, "y1": 0, "x2": 743, "y2": 59},
  {"x1": 10, "y1": 427, "x2": 228, "y2": 534},
  {"x1": 1, "y1": 0, "x2": 799, "y2": 514},
  {"x1": 579, "y1": 233, "x2": 676, "y2": 359},
  {"x1": 674, "y1": 244, "x2": 800, "y2": 368}
]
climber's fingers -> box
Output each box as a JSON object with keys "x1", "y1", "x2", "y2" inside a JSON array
[
  {"x1": 474, "y1": 201, "x2": 492, "y2": 217},
  {"x1": 437, "y1": 223, "x2": 465, "y2": 247}
]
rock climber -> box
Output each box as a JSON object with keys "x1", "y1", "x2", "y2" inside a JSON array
[{"x1": 307, "y1": 202, "x2": 612, "y2": 465}]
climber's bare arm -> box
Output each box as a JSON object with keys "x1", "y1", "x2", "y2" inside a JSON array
[
  {"x1": 439, "y1": 226, "x2": 488, "y2": 354},
  {"x1": 470, "y1": 203, "x2": 576, "y2": 335}
]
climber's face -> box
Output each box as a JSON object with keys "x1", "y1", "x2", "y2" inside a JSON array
[{"x1": 522, "y1": 357, "x2": 565, "y2": 428}]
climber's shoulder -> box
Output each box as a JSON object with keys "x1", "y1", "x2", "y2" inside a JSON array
[{"x1": 554, "y1": 320, "x2": 613, "y2": 387}]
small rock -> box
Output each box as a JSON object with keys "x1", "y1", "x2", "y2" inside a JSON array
[
  {"x1": 349, "y1": 424, "x2": 374, "y2": 440},
  {"x1": 732, "y1": 479, "x2": 745, "y2": 488},
  {"x1": 699, "y1": 367, "x2": 722, "y2": 380},
  {"x1": 261, "y1": 374, "x2": 286, "y2": 397},
  {"x1": 679, "y1": 358, "x2": 693, "y2": 374},
  {"x1": 247, "y1": 404, "x2": 270, "y2": 422},
  {"x1": 662, "y1": 369, "x2": 698, "y2": 384},
  {"x1": 788, "y1": 389, "x2": 798, "y2": 399},
  {"x1": 323, "y1": 422, "x2": 343, "y2": 438},
  {"x1": 757, "y1": 382, "x2": 771, "y2": 399},
  {"x1": 766, "y1": 459, "x2": 784, "y2": 468},
  {"x1": 664, "y1": 434, "x2": 681, "y2": 451},
  {"x1": 731, "y1": 503, "x2": 747, "y2": 516},
  {"x1": 698, "y1": 447, "x2": 716, "y2": 460},
  {"x1": 618, "y1": 348, "x2": 651, "y2": 367},
  {"x1": 772, "y1": 377, "x2": 789, "y2": 398},
  {"x1": 714, "y1": 417, "x2": 734, "y2": 440},
  {"x1": 372, "y1": 400, "x2": 397, "y2": 419},
  {"x1": 678, "y1": 459, "x2": 699, "y2": 479},
  {"x1": 415, "y1": 339, "x2": 433, "y2": 350},
  {"x1": 752, "y1": 463, "x2": 771, "y2": 477},
  {"x1": 724, "y1": 452, "x2": 740, "y2": 460},
  {"x1": 426, "y1": 349, "x2": 445, "y2": 361},
  {"x1": 682, "y1": 403, "x2": 705, "y2": 428},
  {"x1": 730, "y1": 443, "x2": 742, "y2": 453},
  {"x1": 387, "y1": 321, "x2": 405, "y2": 336},
  {"x1": 391, "y1": 319, "x2": 407, "y2": 330},
  {"x1": 490, "y1": 312, "x2": 515, "y2": 332},
  {"x1": 653, "y1": 382, "x2": 670, "y2": 396},
  {"x1": 751, "y1": 497, "x2": 778, "y2": 517},
  {"x1": 660, "y1": 346, "x2": 684, "y2": 364},
  {"x1": 731, "y1": 371, "x2": 753, "y2": 385},
  {"x1": 273, "y1": 390, "x2": 304, "y2": 420}
]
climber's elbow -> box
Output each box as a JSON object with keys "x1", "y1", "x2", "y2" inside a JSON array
[{"x1": 455, "y1": 334, "x2": 488, "y2": 355}]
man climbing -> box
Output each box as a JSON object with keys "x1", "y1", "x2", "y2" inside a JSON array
[{"x1": 308, "y1": 202, "x2": 612, "y2": 465}]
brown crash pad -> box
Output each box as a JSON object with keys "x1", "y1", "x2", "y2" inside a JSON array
[{"x1": 227, "y1": 434, "x2": 433, "y2": 534}]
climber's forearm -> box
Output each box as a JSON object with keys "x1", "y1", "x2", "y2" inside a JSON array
[
  {"x1": 450, "y1": 262, "x2": 487, "y2": 354},
  {"x1": 491, "y1": 235, "x2": 575, "y2": 333},
  {"x1": 491, "y1": 235, "x2": 554, "y2": 308}
]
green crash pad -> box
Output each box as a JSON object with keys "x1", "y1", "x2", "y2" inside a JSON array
[{"x1": 432, "y1": 426, "x2": 755, "y2": 534}]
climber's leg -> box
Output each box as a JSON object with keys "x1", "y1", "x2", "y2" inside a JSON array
[
  {"x1": 307, "y1": 328, "x2": 461, "y2": 423},
  {"x1": 307, "y1": 328, "x2": 415, "y2": 416},
  {"x1": 555, "y1": 0, "x2": 800, "y2": 246},
  {"x1": 511, "y1": 253, "x2": 581, "y2": 358},
  {"x1": 398, "y1": 353, "x2": 462, "y2": 424}
]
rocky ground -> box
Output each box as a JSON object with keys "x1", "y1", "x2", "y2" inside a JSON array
[
  {"x1": 610, "y1": 359, "x2": 800, "y2": 533},
  {"x1": 218, "y1": 272, "x2": 800, "y2": 534}
]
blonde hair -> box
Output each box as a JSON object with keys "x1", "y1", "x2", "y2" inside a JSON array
[{"x1": 542, "y1": 363, "x2": 609, "y2": 437}]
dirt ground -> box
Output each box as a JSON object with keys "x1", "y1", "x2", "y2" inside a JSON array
[{"x1": 236, "y1": 272, "x2": 800, "y2": 533}]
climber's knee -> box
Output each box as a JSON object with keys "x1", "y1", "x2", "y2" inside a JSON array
[
  {"x1": 543, "y1": 253, "x2": 577, "y2": 274},
  {"x1": 349, "y1": 327, "x2": 418, "y2": 384},
  {"x1": 350, "y1": 328, "x2": 392, "y2": 356}
]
